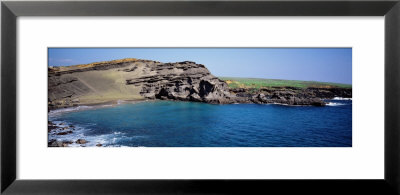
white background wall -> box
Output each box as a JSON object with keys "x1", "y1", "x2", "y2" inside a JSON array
[{"x1": 17, "y1": 17, "x2": 384, "y2": 179}]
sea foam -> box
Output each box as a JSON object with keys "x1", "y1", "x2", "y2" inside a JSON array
[
  {"x1": 326, "y1": 102, "x2": 346, "y2": 106},
  {"x1": 333, "y1": 97, "x2": 352, "y2": 100}
]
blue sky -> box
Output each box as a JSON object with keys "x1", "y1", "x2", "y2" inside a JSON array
[{"x1": 48, "y1": 48, "x2": 352, "y2": 84}]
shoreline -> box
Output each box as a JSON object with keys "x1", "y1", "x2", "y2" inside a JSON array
[
  {"x1": 49, "y1": 96, "x2": 353, "y2": 115},
  {"x1": 48, "y1": 99, "x2": 150, "y2": 115}
]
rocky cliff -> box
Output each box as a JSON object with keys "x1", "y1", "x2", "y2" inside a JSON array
[
  {"x1": 127, "y1": 61, "x2": 235, "y2": 104},
  {"x1": 48, "y1": 58, "x2": 351, "y2": 109},
  {"x1": 48, "y1": 58, "x2": 235, "y2": 109},
  {"x1": 230, "y1": 87, "x2": 351, "y2": 106}
]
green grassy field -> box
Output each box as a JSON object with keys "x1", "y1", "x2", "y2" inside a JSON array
[{"x1": 219, "y1": 77, "x2": 352, "y2": 89}]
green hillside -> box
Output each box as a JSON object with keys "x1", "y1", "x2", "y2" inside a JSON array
[{"x1": 219, "y1": 77, "x2": 352, "y2": 89}]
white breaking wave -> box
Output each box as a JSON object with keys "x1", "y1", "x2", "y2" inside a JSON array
[
  {"x1": 326, "y1": 102, "x2": 346, "y2": 106},
  {"x1": 48, "y1": 120, "x2": 126, "y2": 147},
  {"x1": 48, "y1": 104, "x2": 116, "y2": 117},
  {"x1": 48, "y1": 106, "x2": 93, "y2": 116},
  {"x1": 333, "y1": 97, "x2": 352, "y2": 100},
  {"x1": 48, "y1": 119, "x2": 148, "y2": 147}
]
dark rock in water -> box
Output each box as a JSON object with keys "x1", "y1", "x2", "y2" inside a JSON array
[
  {"x1": 57, "y1": 131, "x2": 73, "y2": 135},
  {"x1": 96, "y1": 143, "x2": 102, "y2": 147},
  {"x1": 48, "y1": 140, "x2": 73, "y2": 147},
  {"x1": 76, "y1": 139, "x2": 88, "y2": 144},
  {"x1": 48, "y1": 139, "x2": 57, "y2": 147},
  {"x1": 50, "y1": 141, "x2": 62, "y2": 147},
  {"x1": 48, "y1": 122, "x2": 58, "y2": 132}
]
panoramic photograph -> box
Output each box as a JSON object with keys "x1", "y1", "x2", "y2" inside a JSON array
[{"x1": 48, "y1": 48, "x2": 352, "y2": 147}]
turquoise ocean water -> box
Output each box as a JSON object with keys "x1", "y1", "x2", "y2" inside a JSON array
[{"x1": 48, "y1": 100, "x2": 352, "y2": 147}]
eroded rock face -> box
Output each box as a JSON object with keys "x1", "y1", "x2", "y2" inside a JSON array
[
  {"x1": 127, "y1": 61, "x2": 235, "y2": 104},
  {"x1": 229, "y1": 87, "x2": 352, "y2": 106},
  {"x1": 48, "y1": 59, "x2": 236, "y2": 109}
]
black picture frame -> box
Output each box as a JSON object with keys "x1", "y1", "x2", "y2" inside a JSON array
[{"x1": 2, "y1": 0, "x2": 400, "y2": 194}]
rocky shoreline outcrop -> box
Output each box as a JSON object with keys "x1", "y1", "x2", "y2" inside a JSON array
[
  {"x1": 48, "y1": 121, "x2": 96, "y2": 147},
  {"x1": 229, "y1": 87, "x2": 352, "y2": 106},
  {"x1": 126, "y1": 61, "x2": 235, "y2": 104},
  {"x1": 48, "y1": 58, "x2": 352, "y2": 109}
]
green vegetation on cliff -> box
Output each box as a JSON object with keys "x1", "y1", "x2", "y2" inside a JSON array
[{"x1": 219, "y1": 77, "x2": 352, "y2": 89}]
